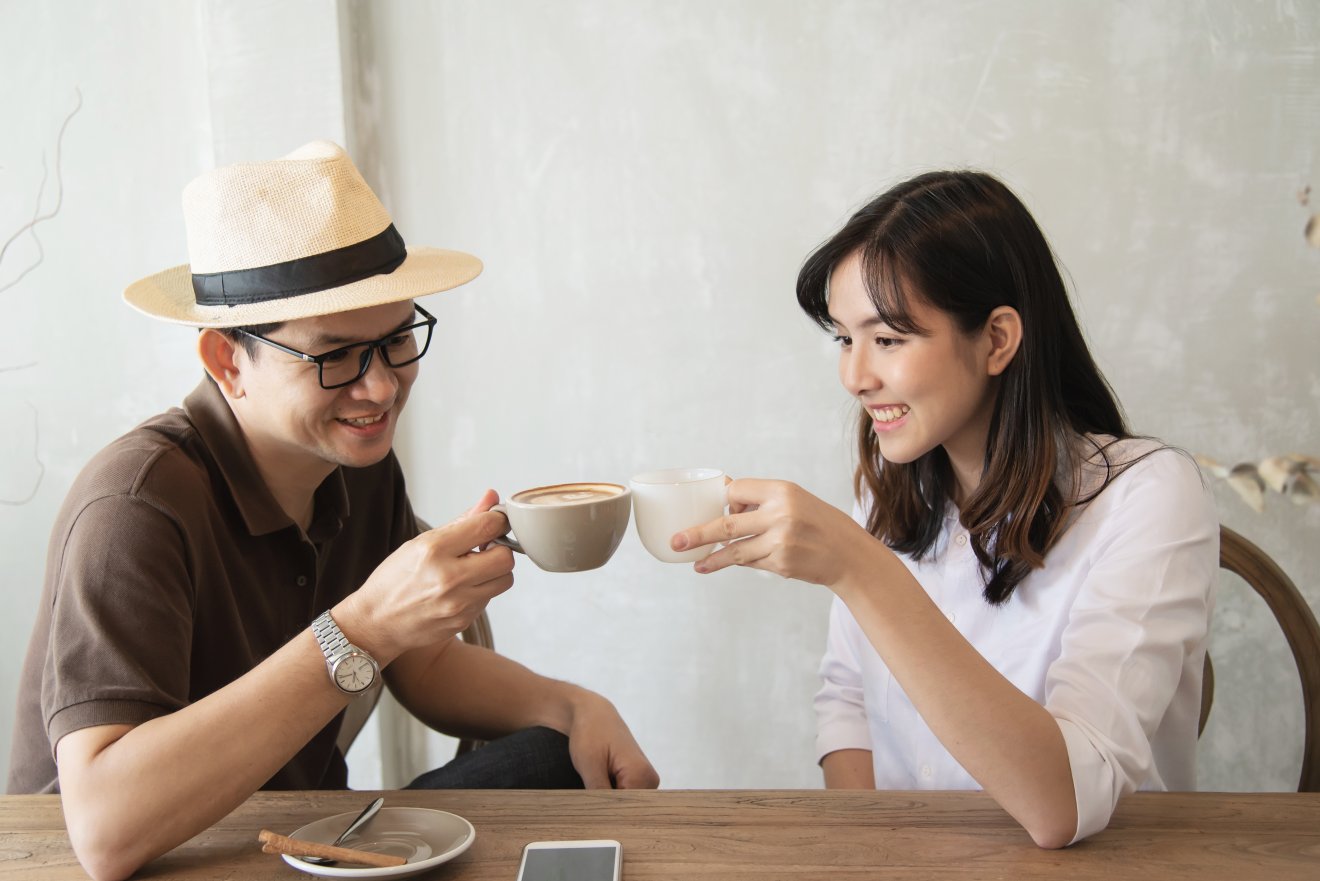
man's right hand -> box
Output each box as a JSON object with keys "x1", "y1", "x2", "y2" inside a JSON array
[{"x1": 333, "y1": 489, "x2": 515, "y2": 665}]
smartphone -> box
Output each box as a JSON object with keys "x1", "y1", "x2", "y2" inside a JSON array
[{"x1": 515, "y1": 839, "x2": 622, "y2": 881}]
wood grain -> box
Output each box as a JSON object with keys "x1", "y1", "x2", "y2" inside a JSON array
[{"x1": 0, "y1": 789, "x2": 1317, "y2": 880}]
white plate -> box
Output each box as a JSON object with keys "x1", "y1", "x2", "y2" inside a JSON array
[{"x1": 280, "y1": 806, "x2": 476, "y2": 878}]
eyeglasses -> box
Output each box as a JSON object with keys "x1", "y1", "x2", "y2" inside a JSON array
[{"x1": 234, "y1": 304, "x2": 438, "y2": 390}]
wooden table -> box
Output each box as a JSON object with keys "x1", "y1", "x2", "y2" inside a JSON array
[{"x1": 2, "y1": 789, "x2": 1318, "y2": 880}]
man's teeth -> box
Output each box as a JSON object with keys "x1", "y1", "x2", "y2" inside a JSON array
[
  {"x1": 872, "y1": 405, "x2": 910, "y2": 423},
  {"x1": 341, "y1": 414, "x2": 385, "y2": 426}
]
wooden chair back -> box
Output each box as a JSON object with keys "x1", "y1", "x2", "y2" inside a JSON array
[{"x1": 1200, "y1": 526, "x2": 1320, "y2": 791}]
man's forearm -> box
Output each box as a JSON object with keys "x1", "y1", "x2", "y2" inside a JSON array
[
  {"x1": 57, "y1": 631, "x2": 348, "y2": 881},
  {"x1": 386, "y1": 638, "x2": 583, "y2": 741}
]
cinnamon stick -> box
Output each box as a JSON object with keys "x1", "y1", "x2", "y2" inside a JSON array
[{"x1": 257, "y1": 828, "x2": 407, "y2": 868}]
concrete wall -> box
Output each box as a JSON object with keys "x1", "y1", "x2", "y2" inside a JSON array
[
  {"x1": 0, "y1": 0, "x2": 352, "y2": 780},
  {"x1": 2, "y1": 0, "x2": 1317, "y2": 794}
]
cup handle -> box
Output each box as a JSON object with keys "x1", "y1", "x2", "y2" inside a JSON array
[{"x1": 489, "y1": 504, "x2": 525, "y2": 555}]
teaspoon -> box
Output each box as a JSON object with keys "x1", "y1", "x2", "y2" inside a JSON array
[{"x1": 299, "y1": 796, "x2": 385, "y2": 866}]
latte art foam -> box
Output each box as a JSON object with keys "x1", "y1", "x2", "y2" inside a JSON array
[{"x1": 515, "y1": 483, "x2": 624, "y2": 506}]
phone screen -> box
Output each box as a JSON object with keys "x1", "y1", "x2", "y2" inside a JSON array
[{"x1": 519, "y1": 844, "x2": 619, "y2": 881}]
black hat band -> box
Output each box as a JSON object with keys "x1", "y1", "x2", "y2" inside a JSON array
[{"x1": 191, "y1": 224, "x2": 407, "y2": 307}]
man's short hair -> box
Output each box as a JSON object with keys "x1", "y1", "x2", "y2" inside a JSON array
[{"x1": 214, "y1": 323, "x2": 284, "y2": 359}]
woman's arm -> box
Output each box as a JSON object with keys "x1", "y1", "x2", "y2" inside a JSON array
[
  {"x1": 821, "y1": 749, "x2": 876, "y2": 788},
  {"x1": 681, "y1": 460, "x2": 1216, "y2": 846},
  {"x1": 834, "y1": 552, "x2": 1078, "y2": 847},
  {"x1": 676, "y1": 479, "x2": 1077, "y2": 847}
]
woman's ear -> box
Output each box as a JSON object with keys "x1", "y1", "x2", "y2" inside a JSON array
[
  {"x1": 198, "y1": 329, "x2": 245, "y2": 399},
  {"x1": 985, "y1": 306, "x2": 1023, "y2": 377}
]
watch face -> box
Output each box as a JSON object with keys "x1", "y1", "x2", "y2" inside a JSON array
[{"x1": 334, "y1": 653, "x2": 376, "y2": 693}]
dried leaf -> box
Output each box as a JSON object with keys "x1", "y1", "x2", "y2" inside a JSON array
[
  {"x1": 1227, "y1": 464, "x2": 1265, "y2": 512},
  {"x1": 1284, "y1": 453, "x2": 1320, "y2": 471},
  {"x1": 1307, "y1": 213, "x2": 1320, "y2": 249},
  {"x1": 1194, "y1": 454, "x2": 1229, "y2": 479},
  {"x1": 1257, "y1": 456, "x2": 1296, "y2": 493},
  {"x1": 1285, "y1": 471, "x2": 1319, "y2": 505}
]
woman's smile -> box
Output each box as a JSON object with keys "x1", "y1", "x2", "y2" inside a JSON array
[{"x1": 868, "y1": 404, "x2": 911, "y2": 430}]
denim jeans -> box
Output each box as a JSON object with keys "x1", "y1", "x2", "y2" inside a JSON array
[{"x1": 404, "y1": 726, "x2": 585, "y2": 789}]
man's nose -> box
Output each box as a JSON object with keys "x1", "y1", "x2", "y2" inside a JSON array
[{"x1": 352, "y1": 346, "x2": 399, "y2": 399}]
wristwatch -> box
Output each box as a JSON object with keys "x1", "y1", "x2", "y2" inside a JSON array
[{"x1": 311, "y1": 610, "x2": 379, "y2": 695}]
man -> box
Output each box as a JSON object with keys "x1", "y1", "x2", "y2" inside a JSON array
[{"x1": 8, "y1": 141, "x2": 658, "y2": 881}]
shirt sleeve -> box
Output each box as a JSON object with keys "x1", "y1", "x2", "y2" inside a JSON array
[
  {"x1": 814, "y1": 595, "x2": 875, "y2": 762},
  {"x1": 1045, "y1": 451, "x2": 1218, "y2": 843},
  {"x1": 43, "y1": 494, "x2": 195, "y2": 756},
  {"x1": 814, "y1": 499, "x2": 877, "y2": 762}
]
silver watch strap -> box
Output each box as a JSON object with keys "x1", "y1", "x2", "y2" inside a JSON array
[{"x1": 312, "y1": 610, "x2": 352, "y2": 663}]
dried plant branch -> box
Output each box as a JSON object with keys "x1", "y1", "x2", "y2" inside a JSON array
[
  {"x1": 1197, "y1": 454, "x2": 1320, "y2": 512},
  {"x1": 0, "y1": 89, "x2": 80, "y2": 508},
  {"x1": 0, "y1": 87, "x2": 82, "y2": 295},
  {"x1": 1207, "y1": 186, "x2": 1320, "y2": 513}
]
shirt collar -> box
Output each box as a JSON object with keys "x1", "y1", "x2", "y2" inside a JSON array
[{"x1": 183, "y1": 377, "x2": 350, "y2": 538}]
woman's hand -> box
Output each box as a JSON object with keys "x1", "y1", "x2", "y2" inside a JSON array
[{"x1": 670, "y1": 479, "x2": 874, "y2": 588}]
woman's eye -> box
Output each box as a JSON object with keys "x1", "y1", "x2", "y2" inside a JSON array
[
  {"x1": 321, "y1": 349, "x2": 351, "y2": 364},
  {"x1": 832, "y1": 335, "x2": 852, "y2": 347},
  {"x1": 875, "y1": 336, "x2": 902, "y2": 349}
]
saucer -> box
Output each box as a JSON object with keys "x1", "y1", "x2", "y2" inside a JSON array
[{"x1": 280, "y1": 806, "x2": 476, "y2": 878}]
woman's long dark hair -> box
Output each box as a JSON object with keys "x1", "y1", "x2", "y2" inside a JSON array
[{"x1": 797, "y1": 170, "x2": 1133, "y2": 604}]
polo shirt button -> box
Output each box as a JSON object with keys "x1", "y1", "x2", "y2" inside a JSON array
[
  {"x1": 955, "y1": 533, "x2": 967, "y2": 547},
  {"x1": 920, "y1": 763, "x2": 933, "y2": 780},
  {"x1": 296, "y1": 575, "x2": 308, "y2": 587},
  {"x1": 946, "y1": 610, "x2": 957, "y2": 624}
]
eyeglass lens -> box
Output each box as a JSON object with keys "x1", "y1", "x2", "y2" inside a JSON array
[{"x1": 319, "y1": 321, "x2": 433, "y2": 389}]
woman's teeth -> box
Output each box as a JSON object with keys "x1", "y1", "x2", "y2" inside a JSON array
[
  {"x1": 872, "y1": 405, "x2": 910, "y2": 423},
  {"x1": 341, "y1": 414, "x2": 384, "y2": 426}
]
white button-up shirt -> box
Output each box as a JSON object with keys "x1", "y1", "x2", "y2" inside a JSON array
[{"x1": 814, "y1": 441, "x2": 1219, "y2": 843}]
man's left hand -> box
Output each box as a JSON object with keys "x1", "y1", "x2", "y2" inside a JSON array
[{"x1": 564, "y1": 692, "x2": 660, "y2": 789}]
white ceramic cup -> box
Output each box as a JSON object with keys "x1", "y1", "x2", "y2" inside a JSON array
[{"x1": 629, "y1": 467, "x2": 726, "y2": 563}]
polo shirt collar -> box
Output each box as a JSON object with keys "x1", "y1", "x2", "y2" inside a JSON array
[{"x1": 183, "y1": 378, "x2": 350, "y2": 538}]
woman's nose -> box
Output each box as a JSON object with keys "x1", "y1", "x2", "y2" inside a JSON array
[{"x1": 840, "y1": 347, "x2": 875, "y2": 396}]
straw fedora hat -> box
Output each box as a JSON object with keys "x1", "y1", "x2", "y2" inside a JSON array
[{"x1": 124, "y1": 140, "x2": 482, "y2": 327}]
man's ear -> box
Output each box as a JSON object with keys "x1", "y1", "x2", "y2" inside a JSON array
[
  {"x1": 984, "y1": 306, "x2": 1023, "y2": 377},
  {"x1": 198, "y1": 329, "x2": 245, "y2": 398}
]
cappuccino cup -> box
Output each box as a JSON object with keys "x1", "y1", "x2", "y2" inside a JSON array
[
  {"x1": 630, "y1": 468, "x2": 726, "y2": 563},
  {"x1": 492, "y1": 482, "x2": 632, "y2": 572}
]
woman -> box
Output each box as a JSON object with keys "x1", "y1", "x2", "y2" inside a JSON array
[{"x1": 672, "y1": 171, "x2": 1217, "y2": 847}]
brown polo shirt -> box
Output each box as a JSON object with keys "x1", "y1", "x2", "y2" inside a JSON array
[{"x1": 7, "y1": 378, "x2": 420, "y2": 793}]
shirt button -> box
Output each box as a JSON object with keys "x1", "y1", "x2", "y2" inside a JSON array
[
  {"x1": 296, "y1": 575, "x2": 308, "y2": 587},
  {"x1": 946, "y1": 610, "x2": 957, "y2": 624},
  {"x1": 955, "y1": 533, "x2": 968, "y2": 547},
  {"x1": 920, "y1": 764, "x2": 933, "y2": 780}
]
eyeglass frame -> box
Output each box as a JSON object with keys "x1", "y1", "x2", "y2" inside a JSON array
[{"x1": 232, "y1": 303, "x2": 438, "y2": 390}]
